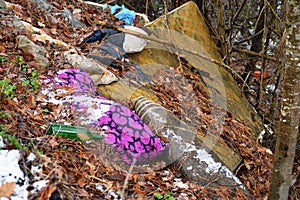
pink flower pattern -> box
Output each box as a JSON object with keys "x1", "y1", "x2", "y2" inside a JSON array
[{"x1": 45, "y1": 68, "x2": 169, "y2": 164}]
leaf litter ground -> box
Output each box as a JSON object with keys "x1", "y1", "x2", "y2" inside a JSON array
[{"x1": 0, "y1": 0, "x2": 298, "y2": 199}]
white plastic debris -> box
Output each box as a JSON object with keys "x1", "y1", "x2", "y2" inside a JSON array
[{"x1": 122, "y1": 26, "x2": 149, "y2": 53}]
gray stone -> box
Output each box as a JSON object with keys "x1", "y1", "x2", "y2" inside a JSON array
[
  {"x1": 64, "y1": 50, "x2": 118, "y2": 85},
  {"x1": 17, "y1": 35, "x2": 50, "y2": 67},
  {"x1": 55, "y1": 9, "x2": 85, "y2": 29},
  {"x1": 0, "y1": 0, "x2": 7, "y2": 14}
]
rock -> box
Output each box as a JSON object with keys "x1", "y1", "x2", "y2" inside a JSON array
[
  {"x1": 64, "y1": 50, "x2": 118, "y2": 85},
  {"x1": 17, "y1": 35, "x2": 50, "y2": 67},
  {"x1": 56, "y1": 9, "x2": 85, "y2": 29},
  {"x1": 13, "y1": 20, "x2": 70, "y2": 48},
  {"x1": 31, "y1": 0, "x2": 55, "y2": 11},
  {"x1": 0, "y1": 0, "x2": 7, "y2": 14},
  {"x1": 30, "y1": 0, "x2": 58, "y2": 24}
]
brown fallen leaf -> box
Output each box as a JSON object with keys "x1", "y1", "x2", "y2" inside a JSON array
[
  {"x1": 78, "y1": 188, "x2": 89, "y2": 197},
  {"x1": 38, "y1": 184, "x2": 56, "y2": 200},
  {"x1": 78, "y1": 178, "x2": 87, "y2": 187},
  {"x1": 0, "y1": 182, "x2": 16, "y2": 197}
]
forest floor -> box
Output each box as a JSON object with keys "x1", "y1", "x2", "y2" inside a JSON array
[{"x1": 0, "y1": 0, "x2": 299, "y2": 199}]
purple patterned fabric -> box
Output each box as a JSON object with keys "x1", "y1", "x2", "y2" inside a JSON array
[
  {"x1": 44, "y1": 68, "x2": 168, "y2": 164},
  {"x1": 48, "y1": 68, "x2": 97, "y2": 95}
]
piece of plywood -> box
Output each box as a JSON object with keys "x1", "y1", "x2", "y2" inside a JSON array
[
  {"x1": 137, "y1": 1, "x2": 263, "y2": 135},
  {"x1": 97, "y1": 1, "x2": 263, "y2": 172}
]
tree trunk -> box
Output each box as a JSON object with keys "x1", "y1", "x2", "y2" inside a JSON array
[{"x1": 268, "y1": 0, "x2": 300, "y2": 199}]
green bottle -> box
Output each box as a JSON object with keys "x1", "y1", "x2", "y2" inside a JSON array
[{"x1": 47, "y1": 124, "x2": 103, "y2": 143}]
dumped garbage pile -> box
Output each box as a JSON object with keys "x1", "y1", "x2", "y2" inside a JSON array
[{"x1": 0, "y1": 0, "x2": 281, "y2": 199}]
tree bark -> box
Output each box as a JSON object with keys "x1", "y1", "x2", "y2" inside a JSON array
[{"x1": 268, "y1": 0, "x2": 300, "y2": 199}]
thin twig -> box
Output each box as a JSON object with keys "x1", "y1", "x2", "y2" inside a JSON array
[
  {"x1": 241, "y1": 71, "x2": 251, "y2": 93},
  {"x1": 119, "y1": 159, "x2": 136, "y2": 200},
  {"x1": 265, "y1": 0, "x2": 285, "y2": 26},
  {"x1": 275, "y1": 28, "x2": 286, "y2": 62},
  {"x1": 232, "y1": 47, "x2": 276, "y2": 61},
  {"x1": 232, "y1": 0, "x2": 247, "y2": 22},
  {"x1": 233, "y1": 29, "x2": 264, "y2": 45},
  {"x1": 145, "y1": 0, "x2": 149, "y2": 17},
  {"x1": 254, "y1": 3, "x2": 266, "y2": 32},
  {"x1": 256, "y1": 0, "x2": 270, "y2": 110},
  {"x1": 221, "y1": 62, "x2": 250, "y2": 90}
]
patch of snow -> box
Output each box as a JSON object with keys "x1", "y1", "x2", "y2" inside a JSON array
[
  {"x1": 193, "y1": 148, "x2": 222, "y2": 174},
  {"x1": 183, "y1": 142, "x2": 244, "y2": 189},
  {"x1": 150, "y1": 111, "x2": 168, "y2": 124},
  {"x1": 73, "y1": 96, "x2": 111, "y2": 125},
  {"x1": 266, "y1": 84, "x2": 275, "y2": 93},
  {"x1": 222, "y1": 166, "x2": 243, "y2": 186},
  {"x1": 249, "y1": 28, "x2": 254, "y2": 34},
  {"x1": 95, "y1": 183, "x2": 106, "y2": 192},
  {"x1": 161, "y1": 128, "x2": 245, "y2": 189},
  {"x1": 42, "y1": 87, "x2": 117, "y2": 126},
  {"x1": 26, "y1": 153, "x2": 36, "y2": 162},
  {"x1": 96, "y1": 184, "x2": 121, "y2": 200},
  {"x1": 32, "y1": 180, "x2": 49, "y2": 192},
  {"x1": 186, "y1": 166, "x2": 193, "y2": 170},
  {"x1": 258, "y1": 124, "x2": 274, "y2": 143},
  {"x1": 161, "y1": 129, "x2": 183, "y2": 146},
  {"x1": 41, "y1": 88, "x2": 73, "y2": 105},
  {"x1": 178, "y1": 193, "x2": 189, "y2": 200},
  {"x1": 162, "y1": 170, "x2": 170, "y2": 176},
  {"x1": 0, "y1": 150, "x2": 29, "y2": 200},
  {"x1": 30, "y1": 165, "x2": 44, "y2": 180},
  {"x1": 0, "y1": 150, "x2": 25, "y2": 184},
  {"x1": 258, "y1": 129, "x2": 265, "y2": 143},
  {"x1": 0, "y1": 136, "x2": 4, "y2": 148},
  {"x1": 105, "y1": 189, "x2": 121, "y2": 200},
  {"x1": 265, "y1": 149, "x2": 273, "y2": 155},
  {"x1": 174, "y1": 181, "x2": 189, "y2": 189}
]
